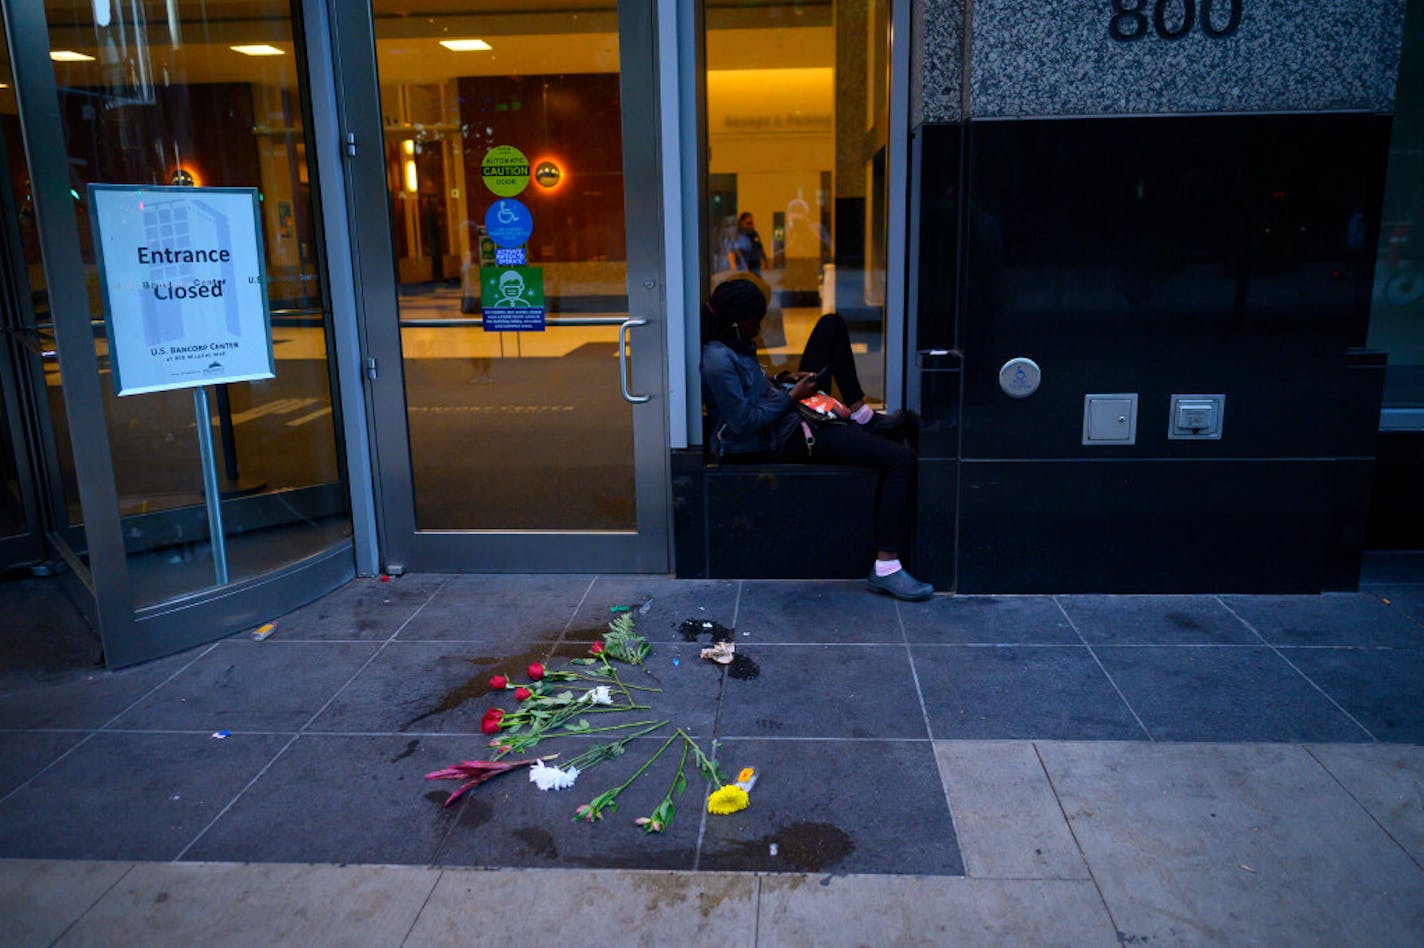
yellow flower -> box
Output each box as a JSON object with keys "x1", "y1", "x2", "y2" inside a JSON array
[{"x1": 706, "y1": 785, "x2": 750, "y2": 815}]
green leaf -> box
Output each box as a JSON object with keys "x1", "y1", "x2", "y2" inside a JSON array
[{"x1": 571, "y1": 658, "x2": 596, "y2": 665}]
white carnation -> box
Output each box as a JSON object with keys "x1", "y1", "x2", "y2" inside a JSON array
[
  {"x1": 529, "y1": 760, "x2": 580, "y2": 791},
  {"x1": 582, "y1": 686, "x2": 614, "y2": 706}
]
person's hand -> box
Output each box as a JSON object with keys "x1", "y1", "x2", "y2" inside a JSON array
[{"x1": 787, "y1": 374, "x2": 819, "y2": 401}]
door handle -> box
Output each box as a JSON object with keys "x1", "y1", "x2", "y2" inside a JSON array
[{"x1": 618, "y1": 318, "x2": 650, "y2": 404}]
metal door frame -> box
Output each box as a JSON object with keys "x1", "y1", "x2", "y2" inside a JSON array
[
  {"x1": 330, "y1": 0, "x2": 672, "y2": 573},
  {"x1": 3, "y1": 0, "x2": 357, "y2": 667}
]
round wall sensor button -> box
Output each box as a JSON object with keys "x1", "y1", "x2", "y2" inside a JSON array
[{"x1": 999, "y1": 357, "x2": 1042, "y2": 398}]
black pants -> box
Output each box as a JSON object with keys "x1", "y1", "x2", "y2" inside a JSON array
[
  {"x1": 796, "y1": 313, "x2": 865, "y2": 408},
  {"x1": 778, "y1": 420, "x2": 914, "y2": 554},
  {"x1": 786, "y1": 313, "x2": 914, "y2": 554}
]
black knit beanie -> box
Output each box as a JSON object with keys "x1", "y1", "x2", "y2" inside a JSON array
[{"x1": 708, "y1": 278, "x2": 767, "y2": 325}]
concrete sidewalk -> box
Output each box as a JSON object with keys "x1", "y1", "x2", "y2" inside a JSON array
[
  {"x1": 4, "y1": 740, "x2": 1422, "y2": 945},
  {"x1": 2, "y1": 565, "x2": 1422, "y2": 945}
]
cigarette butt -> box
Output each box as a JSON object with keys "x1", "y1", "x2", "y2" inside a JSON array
[{"x1": 251, "y1": 622, "x2": 277, "y2": 641}]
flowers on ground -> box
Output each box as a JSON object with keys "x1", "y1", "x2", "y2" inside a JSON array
[
  {"x1": 425, "y1": 756, "x2": 547, "y2": 807},
  {"x1": 529, "y1": 759, "x2": 580, "y2": 791},
  {"x1": 425, "y1": 610, "x2": 751, "y2": 836},
  {"x1": 707, "y1": 785, "x2": 750, "y2": 815},
  {"x1": 601, "y1": 613, "x2": 650, "y2": 665}
]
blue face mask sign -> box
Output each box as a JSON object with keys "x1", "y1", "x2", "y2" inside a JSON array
[{"x1": 483, "y1": 198, "x2": 533, "y2": 248}]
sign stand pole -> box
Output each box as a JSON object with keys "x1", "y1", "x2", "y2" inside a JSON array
[{"x1": 193, "y1": 386, "x2": 230, "y2": 586}]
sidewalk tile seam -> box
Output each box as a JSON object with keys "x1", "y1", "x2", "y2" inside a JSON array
[
  {"x1": 713, "y1": 735, "x2": 935, "y2": 742},
  {"x1": 170, "y1": 733, "x2": 302, "y2": 862},
  {"x1": 93, "y1": 641, "x2": 224, "y2": 734},
  {"x1": 752, "y1": 874, "x2": 762, "y2": 946},
  {"x1": 1300, "y1": 745, "x2": 1424, "y2": 875},
  {"x1": 900, "y1": 599, "x2": 962, "y2": 864},
  {"x1": 0, "y1": 731, "x2": 98, "y2": 809},
  {"x1": 693, "y1": 584, "x2": 739, "y2": 872},
  {"x1": 1030, "y1": 741, "x2": 1127, "y2": 941},
  {"x1": 170, "y1": 578, "x2": 452, "y2": 862},
  {"x1": 48, "y1": 860, "x2": 138, "y2": 947},
  {"x1": 556, "y1": 578, "x2": 601, "y2": 644},
  {"x1": 1051, "y1": 596, "x2": 1154, "y2": 742},
  {"x1": 399, "y1": 867, "x2": 446, "y2": 948},
  {"x1": 1216, "y1": 601, "x2": 1380, "y2": 742}
]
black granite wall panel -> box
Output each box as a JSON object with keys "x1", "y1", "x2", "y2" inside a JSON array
[
  {"x1": 957, "y1": 112, "x2": 1391, "y2": 462},
  {"x1": 956, "y1": 459, "x2": 1332, "y2": 593},
  {"x1": 1368, "y1": 431, "x2": 1424, "y2": 548},
  {"x1": 703, "y1": 465, "x2": 879, "y2": 579},
  {"x1": 911, "y1": 112, "x2": 1394, "y2": 591}
]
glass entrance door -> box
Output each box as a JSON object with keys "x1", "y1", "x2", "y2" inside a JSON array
[{"x1": 336, "y1": 1, "x2": 668, "y2": 571}]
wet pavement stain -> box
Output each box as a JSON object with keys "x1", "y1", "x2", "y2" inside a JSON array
[
  {"x1": 424, "y1": 790, "x2": 451, "y2": 806},
  {"x1": 561, "y1": 626, "x2": 611, "y2": 643},
  {"x1": 404, "y1": 660, "x2": 499, "y2": 729},
  {"x1": 459, "y1": 799, "x2": 494, "y2": 829},
  {"x1": 404, "y1": 642, "x2": 574, "y2": 729},
  {"x1": 727, "y1": 654, "x2": 760, "y2": 680},
  {"x1": 711, "y1": 822, "x2": 853, "y2": 872},
  {"x1": 1167, "y1": 612, "x2": 1203, "y2": 631},
  {"x1": 512, "y1": 827, "x2": 559, "y2": 859},
  {"x1": 390, "y1": 738, "x2": 420, "y2": 762},
  {"x1": 680, "y1": 619, "x2": 735, "y2": 643}
]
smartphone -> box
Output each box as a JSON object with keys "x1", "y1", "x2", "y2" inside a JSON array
[{"x1": 809, "y1": 366, "x2": 830, "y2": 382}]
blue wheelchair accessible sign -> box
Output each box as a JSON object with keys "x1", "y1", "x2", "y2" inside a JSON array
[{"x1": 484, "y1": 198, "x2": 533, "y2": 248}]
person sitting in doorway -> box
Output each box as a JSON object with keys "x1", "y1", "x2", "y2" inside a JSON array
[{"x1": 699, "y1": 278, "x2": 933, "y2": 602}]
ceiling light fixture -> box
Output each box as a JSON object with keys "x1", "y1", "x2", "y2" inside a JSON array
[
  {"x1": 50, "y1": 50, "x2": 96, "y2": 62},
  {"x1": 230, "y1": 44, "x2": 284, "y2": 56},
  {"x1": 439, "y1": 39, "x2": 492, "y2": 51}
]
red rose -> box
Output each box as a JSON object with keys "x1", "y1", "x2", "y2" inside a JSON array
[
  {"x1": 590, "y1": 642, "x2": 605, "y2": 655},
  {"x1": 515, "y1": 687, "x2": 532, "y2": 702},
  {"x1": 527, "y1": 662, "x2": 545, "y2": 681},
  {"x1": 490, "y1": 674, "x2": 508, "y2": 690},
  {"x1": 480, "y1": 707, "x2": 505, "y2": 735}
]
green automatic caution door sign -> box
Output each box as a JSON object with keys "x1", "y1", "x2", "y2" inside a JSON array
[{"x1": 481, "y1": 145, "x2": 530, "y2": 197}]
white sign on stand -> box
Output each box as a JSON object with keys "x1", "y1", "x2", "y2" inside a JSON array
[{"x1": 89, "y1": 184, "x2": 274, "y2": 396}]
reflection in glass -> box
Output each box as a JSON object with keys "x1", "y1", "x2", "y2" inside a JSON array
[
  {"x1": 1367, "y1": 0, "x2": 1424, "y2": 411},
  {"x1": 42, "y1": 0, "x2": 350, "y2": 605},
  {"x1": 374, "y1": 1, "x2": 636, "y2": 530},
  {"x1": 703, "y1": 1, "x2": 891, "y2": 408},
  {"x1": 1, "y1": 27, "x2": 88, "y2": 563}
]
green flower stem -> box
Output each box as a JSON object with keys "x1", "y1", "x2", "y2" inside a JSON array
[
  {"x1": 676, "y1": 728, "x2": 724, "y2": 788},
  {"x1": 564, "y1": 720, "x2": 669, "y2": 771},
  {"x1": 609, "y1": 732, "x2": 678, "y2": 796},
  {"x1": 640, "y1": 739, "x2": 691, "y2": 832},
  {"x1": 599, "y1": 653, "x2": 635, "y2": 705},
  {"x1": 556, "y1": 719, "x2": 661, "y2": 736}
]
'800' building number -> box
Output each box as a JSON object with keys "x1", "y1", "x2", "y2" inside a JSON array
[{"x1": 1110, "y1": 0, "x2": 1242, "y2": 41}]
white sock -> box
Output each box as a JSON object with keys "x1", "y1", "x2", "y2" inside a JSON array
[
  {"x1": 874, "y1": 558, "x2": 902, "y2": 577},
  {"x1": 851, "y1": 405, "x2": 874, "y2": 425}
]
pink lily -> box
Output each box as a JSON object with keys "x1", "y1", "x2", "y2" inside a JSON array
[{"x1": 424, "y1": 755, "x2": 553, "y2": 807}]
